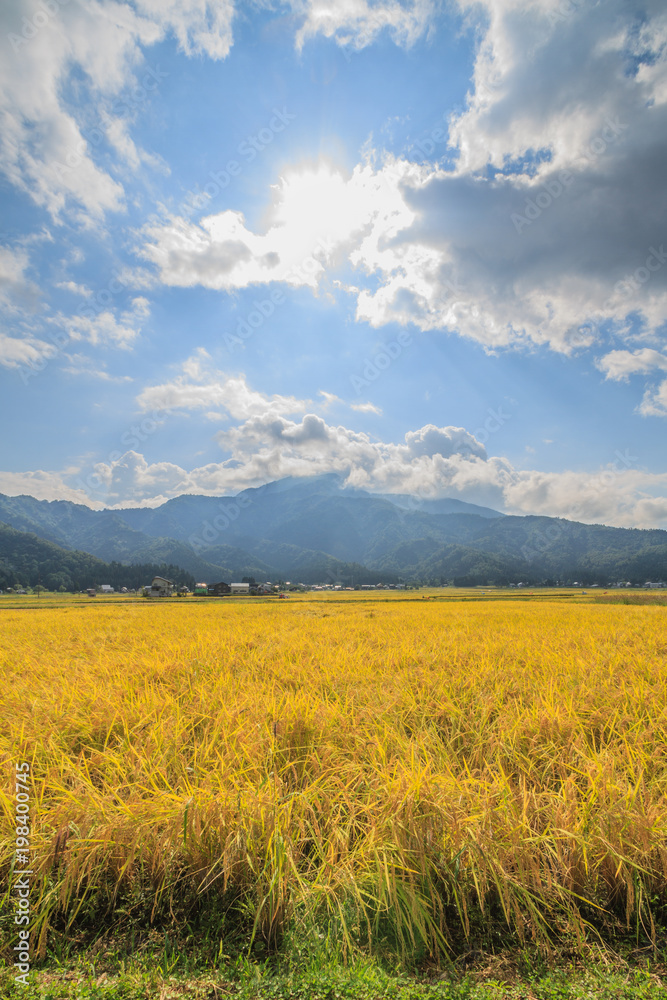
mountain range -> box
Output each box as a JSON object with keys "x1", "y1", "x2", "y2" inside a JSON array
[{"x1": 0, "y1": 474, "x2": 666, "y2": 587}]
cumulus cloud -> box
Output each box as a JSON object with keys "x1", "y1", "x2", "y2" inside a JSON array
[
  {"x1": 351, "y1": 401, "x2": 382, "y2": 414},
  {"x1": 0, "y1": 244, "x2": 41, "y2": 312},
  {"x1": 503, "y1": 464, "x2": 667, "y2": 530},
  {"x1": 0, "y1": 0, "x2": 235, "y2": 223},
  {"x1": 35, "y1": 410, "x2": 665, "y2": 528},
  {"x1": 597, "y1": 349, "x2": 667, "y2": 382},
  {"x1": 449, "y1": 0, "x2": 667, "y2": 178},
  {"x1": 639, "y1": 381, "x2": 667, "y2": 418},
  {"x1": 597, "y1": 348, "x2": 667, "y2": 417},
  {"x1": 0, "y1": 468, "x2": 105, "y2": 507},
  {"x1": 136, "y1": 349, "x2": 310, "y2": 417},
  {"x1": 133, "y1": 0, "x2": 235, "y2": 60},
  {"x1": 0, "y1": 331, "x2": 57, "y2": 370},
  {"x1": 405, "y1": 423, "x2": 486, "y2": 460},
  {"x1": 86, "y1": 449, "x2": 193, "y2": 506},
  {"x1": 1, "y1": 0, "x2": 440, "y2": 230},
  {"x1": 54, "y1": 297, "x2": 151, "y2": 349},
  {"x1": 138, "y1": 1, "x2": 667, "y2": 416},
  {"x1": 350, "y1": 0, "x2": 667, "y2": 353},
  {"x1": 319, "y1": 390, "x2": 342, "y2": 407},
  {"x1": 62, "y1": 354, "x2": 134, "y2": 382},
  {"x1": 293, "y1": 0, "x2": 437, "y2": 52},
  {"x1": 140, "y1": 160, "x2": 419, "y2": 291},
  {"x1": 55, "y1": 280, "x2": 93, "y2": 298}
]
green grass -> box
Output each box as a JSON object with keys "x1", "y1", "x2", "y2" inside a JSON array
[
  {"x1": 0, "y1": 957, "x2": 665, "y2": 999},
  {"x1": 2, "y1": 922, "x2": 666, "y2": 1000}
]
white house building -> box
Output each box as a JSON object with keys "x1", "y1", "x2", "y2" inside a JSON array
[{"x1": 147, "y1": 576, "x2": 174, "y2": 598}]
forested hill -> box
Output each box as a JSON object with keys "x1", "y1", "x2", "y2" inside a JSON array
[
  {"x1": 0, "y1": 474, "x2": 666, "y2": 586},
  {"x1": 0, "y1": 523, "x2": 195, "y2": 592}
]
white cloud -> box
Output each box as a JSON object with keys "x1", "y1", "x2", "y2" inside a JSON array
[
  {"x1": 597, "y1": 348, "x2": 667, "y2": 417},
  {"x1": 134, "y1": 0, "x2": 235, "y2": 60},
  {"x1": 142, "y1": 139, "x2": 667, "y2": 371},
  {"x1": 4, "y1": 330, "x2": 666, "y2": 521},
  {"x1": 213, "y1": 413, "x2": 667, "y2": 527},
  {"x1": 598, "y1": 349, "x2": 667, "y2": 381},
  {"x1": 0, "y1": 0, "x2": 235, "y2": 223},
  {"x1": 293, "y1": 0, "x2": 437, "y2": 52},
  {"x1": 136, "y1": 350, "x2": 310, "y2": 418},
  {"x1": 55, "y1": 280, "x2": 93, "y2": 298},
  {"x1": 639, "y1": 381, "x2": 667, "y2": 418},
  {"x1": 210, "y1": 412, "x2": 506, "y2": 507},
  {"x1": 0, "y1": 331, "x2": 56, "y2": 370},
  {"x1": 62, "y1": 354, "x2": 134, "y2": 382},
  {"x1": 0, "y1": 245, "x2": 41, "y2": 312},
  {"x1": 503, "y1": 465, "x2": 667, "y2": 530},
  {"x1": 319, "y1": 390, "x2": 342, "y2": 407},
  {"x1": 38, "y1": 409, "x2": 666, "y2": 528},
  {"x1": 87, "y1": 449, "x2": 192, "y2": 505},
  {"x1": 351, "y1": 401, "x2": 382, "y2": 414},
  {"x1": 136, "y1": 0, "x2": 667, "y2": 402},
  {"x1": 140, "y1": 160, "x2": 415, "y2": 291},
  {"x1": 0, "y1": 468, "x2": 105, "y2": 506},
  {"x1": 55, "y1": 297, "x2": 150, "y2": 349},
  {"x1": 449, "y1": 0, "x2": 667, "y2": 177}
]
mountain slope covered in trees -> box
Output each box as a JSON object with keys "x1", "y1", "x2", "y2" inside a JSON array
[
  {"x1": 0, "y1": 524, "x2": 196, "y2": 592},
  {"x1": 0, "y1": 475, "x2": 665, "y2": 586}
]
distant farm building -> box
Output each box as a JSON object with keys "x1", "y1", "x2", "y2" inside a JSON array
[
  {"x1": 207, "y1": 581, "x2": 231, "y2": 596},
  {"x1": 230, "y1": 582, "x2": 250, "y2": 594},
  {"x1": 147, "y1": 576, "x2": 174, "y2": 598},
  {"x1": 99, "y1": 584, "x2": 114, "y2": 593}
]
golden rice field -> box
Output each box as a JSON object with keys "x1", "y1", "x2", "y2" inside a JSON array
[{"x1": 1, "y1": 592, "x2": 667, "y2": 963}]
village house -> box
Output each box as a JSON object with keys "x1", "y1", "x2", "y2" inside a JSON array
[{"x1": 147, "y1": 576, "x2": 174, "y2": 598}]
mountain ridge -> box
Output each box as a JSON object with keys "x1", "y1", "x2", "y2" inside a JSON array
[{"x1": 0, "y1": 478, "x2": 665, "y2": 586}]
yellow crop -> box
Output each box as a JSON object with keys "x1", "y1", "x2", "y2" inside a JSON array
[{"x1": 1, "y1": 593, "x2": 666, "y2": 960}]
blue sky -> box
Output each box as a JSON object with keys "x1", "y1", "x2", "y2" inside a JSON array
[{"x1": 1, "y1": 0, "x2": 666, "y2": 528}]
